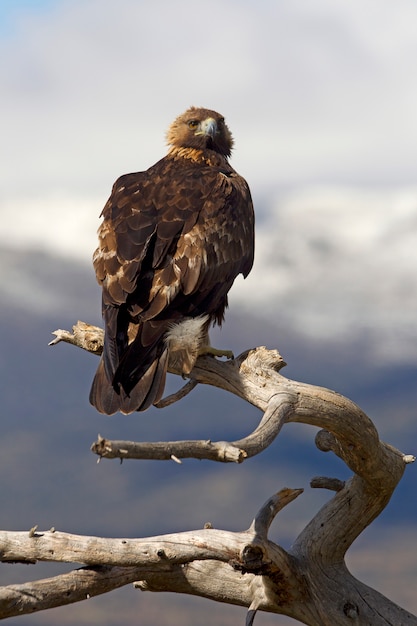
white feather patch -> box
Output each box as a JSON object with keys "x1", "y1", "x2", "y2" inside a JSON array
[
  {"x1": 165, "y1": 315, "x2": 210, "y2": 350},
  {"x1": 165, "y1": 315, "x2": 210, "y2": 375}
]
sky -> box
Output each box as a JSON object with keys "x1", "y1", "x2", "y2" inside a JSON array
[
  {"x1": 1, "y1": 0, "x2": 417, "y2": 357},
  {"x1": 0, "y1": 6, "x2": 416, "y2": 619},
  {"x1": 2, "y1": 1, "x2": 417, "y2": 242}
]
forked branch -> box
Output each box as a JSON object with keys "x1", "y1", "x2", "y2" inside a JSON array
[
  {"x1": 0, "y1": 490, "x2": 308, "y2": 621},
  {"x1": 38, "y1": 321, "x2": 417, "y2": 624}
]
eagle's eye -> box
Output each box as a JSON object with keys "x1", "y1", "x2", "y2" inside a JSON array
[{"x1": 187, "y1": 120, "x2": 199, "y2": 130}]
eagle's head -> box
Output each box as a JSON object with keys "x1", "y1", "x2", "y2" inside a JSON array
[{"x1": 166, "y1": 107, "x2": 234, "y2": 157}]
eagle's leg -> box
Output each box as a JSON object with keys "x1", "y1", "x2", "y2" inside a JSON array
[
  {"x1": 166, "y1": 316, "x2": 234, "y2": 378},
  {"x1": 198, "y1": 345, "x2": 234, "y2": 360}
]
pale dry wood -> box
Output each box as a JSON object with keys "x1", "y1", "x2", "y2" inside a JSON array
[
  {"x1": 91, "y1": 434, "x2": 247, "y2": 463},
  {"x1": 49, "y1": 321, "x2": 104, "y2": 354},
  {"x1": 0, "y1": 490, "x2": 313, "y2": 621},
  {"x1": 0, "y1": 566, "x2": 146, "y2": 619},
  {"x1": 2, "y1": 320, "x2": 409, "y2": 624}
]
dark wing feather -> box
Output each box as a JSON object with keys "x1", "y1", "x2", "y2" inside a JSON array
[{"x1": 90, "y1": 156, "x2": 254, "y2": 414}]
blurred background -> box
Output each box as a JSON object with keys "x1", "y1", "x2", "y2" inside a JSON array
[{"x1": 1, "y1": 1, "x2": 416, "y2": 624}]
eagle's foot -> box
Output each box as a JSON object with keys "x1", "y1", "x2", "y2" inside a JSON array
[{"x1": 199, "y1": 346, "x2": 234, "y2": 360}]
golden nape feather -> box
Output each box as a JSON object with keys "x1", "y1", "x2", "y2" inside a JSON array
[{"x1": 89, "y1": 106, "x2": 255, "y2": 415}]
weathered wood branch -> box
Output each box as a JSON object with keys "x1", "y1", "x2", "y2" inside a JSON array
[
  {"x1": 51, "y1": 323, "x2": 414, "y2": 478},
  {"x1": 0, "y1": 490, "x2": 309, "y2": 621},
  {"x1": 0, "y1": 487, "x2": 415, "y2": 624},
  {"x1": 0, "y1": 565, "x2": 146, "y2": 619},
  {"x1": 3, "y1": 319, "x2": 407, "y2": 624}
]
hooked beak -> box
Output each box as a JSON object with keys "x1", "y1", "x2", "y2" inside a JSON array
[{"x1": 196, "y1": 117, "x2": 217, "y2": 138}]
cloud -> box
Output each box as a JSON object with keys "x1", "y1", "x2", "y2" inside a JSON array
[
  {"x1": 2, "y1": 0, "x2": 417, "y2": 364},
  {"x1": 2, "y1": 0, "x2": 417, "y2": 199}
]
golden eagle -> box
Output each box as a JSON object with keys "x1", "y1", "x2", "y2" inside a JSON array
[{"x1": 89, "y1": 107, "x2": 254, "y2": 415}]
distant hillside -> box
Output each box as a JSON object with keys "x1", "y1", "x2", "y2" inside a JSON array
[{"x1": 0, "y1": 245, "x2": 416, "y2": 625}]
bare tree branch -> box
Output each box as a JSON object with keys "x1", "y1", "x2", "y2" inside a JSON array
[
  {"x1": 0, "y1": 490, "x2": 309, "y2": 621},
  {"x1": 91, "y1": 434, "x2": 247, "y2": 463},
  {"x1": 0, "y1": 566, "x2": 145, "y2": 619},
  {"x1": 38, "y1": 321, "x2": 417, "y2": 624}
]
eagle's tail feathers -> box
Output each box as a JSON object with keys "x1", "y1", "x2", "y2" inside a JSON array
[
  {"x1": 101, "y1": 306, "x2": 124, "y2": 384},
  {"x1": 89, "y1": 358, "x2": 121, "y2": 415},
  {"x1": 129, "y1": 348, "x2": 168, "y2": 413},
  {"x1": 89, "y1": 348, "x2": 168, "y2": 415}
]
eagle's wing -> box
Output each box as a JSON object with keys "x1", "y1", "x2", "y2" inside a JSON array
[{"x1": 90, "y1": 158, "x2": 254, "y2": 413}]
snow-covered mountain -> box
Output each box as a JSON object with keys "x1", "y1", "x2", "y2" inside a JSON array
[
  {"x1": 236, "y1": 186, "x2": 417, "y2": 365},
  {"x1": 4, "y1": 185, "x2": 415, "y2": 364}
]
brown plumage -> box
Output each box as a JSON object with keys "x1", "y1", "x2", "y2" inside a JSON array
[{"x1": 89, "y1": 106, "x2": 255, "y2": 415}]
